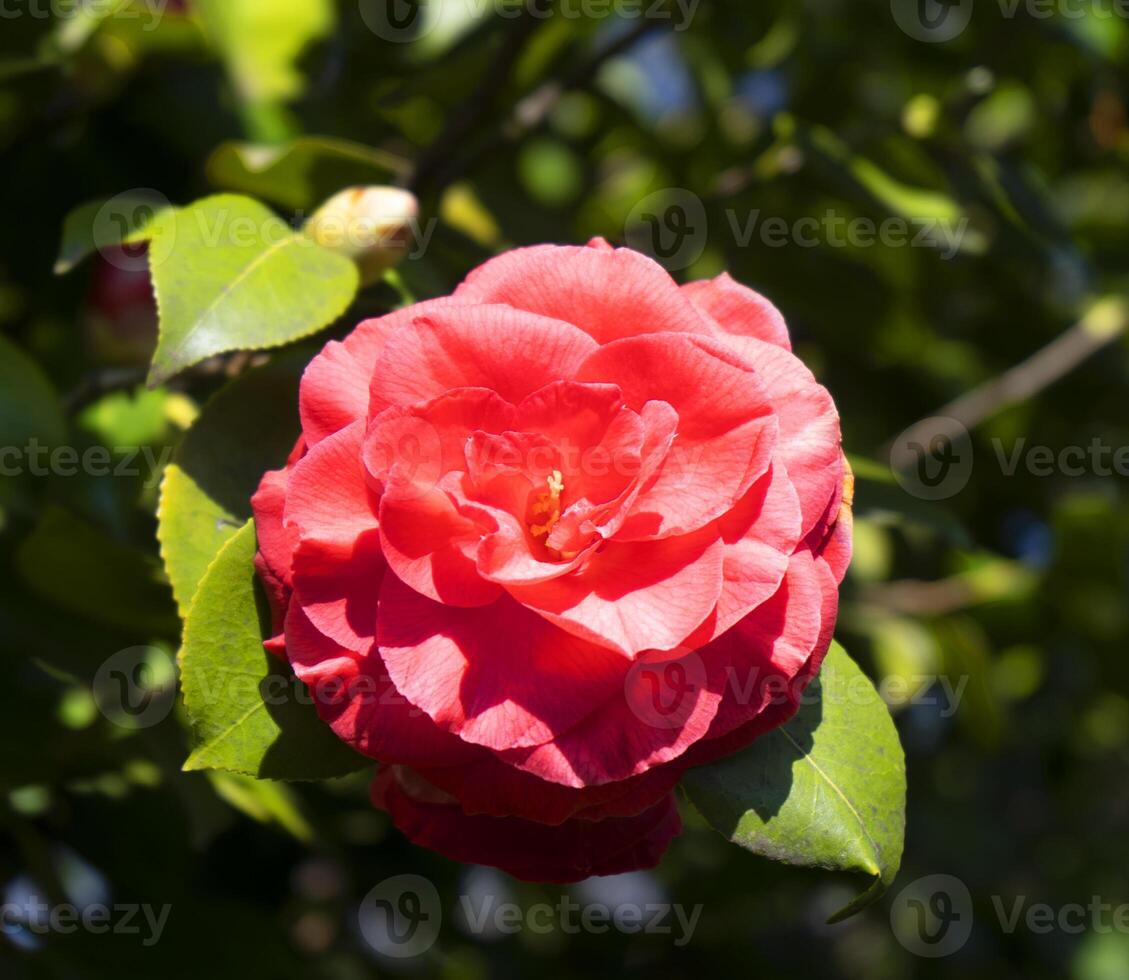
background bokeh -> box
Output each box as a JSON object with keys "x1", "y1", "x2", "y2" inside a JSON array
[{"x1": 2, "y1": 1, "x2": 1128, "y2": 977}]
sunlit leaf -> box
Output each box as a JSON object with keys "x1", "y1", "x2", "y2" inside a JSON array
[
  {"x1": 180, "y1": 521, "x2": 369, "y2": 780},
  {"x1": 146, "y1": 195, "x2": 358, "y2": 386},
  {"x1": 194, "y1": 0, "x2": 334, "y2": 106}
]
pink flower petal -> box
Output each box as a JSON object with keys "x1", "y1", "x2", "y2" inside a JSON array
[
  {"x1": 578, "y1": 333, "x2": 777, "y2": 539},
  {"x1": 501, "y1": 646, "x2": 723, "y2": 787},
  {"x1": 369, "y1": 304, "x2": 598, "y2": 413},
  {"x1": 682, "y1": 272, "x2": 792, "y2": 350},
  {"x1": 408, "y1": 754, "x2": 681, "y2": 825},
  {"x1": 378, "y1": 482, "x2": 502, "y2": 607},
  {"x1": 508, "y1": 530, "x2": 725, "y2": 657},
  {"x1": 284, "y1": 604, "x2": 478, "y2": 769},
  {"x1": 299, "y1": 297, "x2": 464, "y2": 445},
  {"x1": 376, "y1": 574, "x2": 629, "y2": 751},
  {"x1": 283, "y1": 420, "x2": 378, "y2": 548},
  {"x1": 455, "y1": 243, "x2": 713, "y2": 344},
  {"x1": 374, "y1": 766, "x2": 681, "y2": 882},
  {"x1": 714, "y1": 333, "x2": 843, "y2": 536}
]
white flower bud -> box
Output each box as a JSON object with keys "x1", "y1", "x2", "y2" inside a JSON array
[{"x1": 303, "y1": 186, "x2": 418, "y2": 286}]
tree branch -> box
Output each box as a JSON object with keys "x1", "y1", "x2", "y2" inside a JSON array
[
  {"x1": 408, "y1": 0, "x2": 553, "y2": 196},
  {"x1": 888, "y1": 296, "x2": 1128, "y2": 471},
  {"x1": 421, "y1": 16, "x2": 666, "y2": 198}
]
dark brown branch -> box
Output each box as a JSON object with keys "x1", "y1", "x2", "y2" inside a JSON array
[
  {"x1": 407, "y1": 0, "x2": 554, "y2": 196},
  {"x1": 422, "y1": 16, "x2": 667, "y2": 198},
  {"x1": 887, "y1": 297, "x2": 1128, "y2": 471}
]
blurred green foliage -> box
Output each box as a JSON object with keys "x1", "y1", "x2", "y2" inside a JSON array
[{"x1": 1, "y1": 0, "x2": 1129, "y2": 978}]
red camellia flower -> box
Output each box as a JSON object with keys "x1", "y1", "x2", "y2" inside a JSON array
[{"x1": 252, "y1": 239, "x2": 852, "y2": 881}]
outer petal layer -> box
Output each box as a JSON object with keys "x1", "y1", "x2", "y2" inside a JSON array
[{"x1": 374, "y1": 767, "x2": 682, "y2": 883}]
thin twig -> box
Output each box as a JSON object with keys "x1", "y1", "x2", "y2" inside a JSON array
[
  {"x1": 887, "y1": 297, "x2": 1128, "y2": 470},
  {"x1": 423, "y1": 16, "x2": 667, "y2": 198},
  {"x1": 408, "y1": 0, "x2": 554, "y2": 195}
]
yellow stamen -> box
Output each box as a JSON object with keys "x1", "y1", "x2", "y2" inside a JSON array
[{"x1": 529, "y1": 469, "x2": 564, "y2": 539}]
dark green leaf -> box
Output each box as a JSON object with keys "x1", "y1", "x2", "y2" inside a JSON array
[
  {"x1": 54, "y1": 192, "x2": 174, "y2": 275},
  {"x1": 682, "y1": 643, "x2": 906, "y2": 923},
  {"x1": 157, "y1": 351, "x2": 305, "y2": 615},
  {"x1": 16, "y1": 506, "x2": 179, "y2": 636},
  {"x1": 206, "y1": 137, "x2": 409, "y2": 211}
]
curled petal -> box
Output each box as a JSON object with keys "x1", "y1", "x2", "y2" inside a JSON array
[
  {"x1": 509, "y1": 530, "x2": 725, "y2": 657},
  {"x1": 374, "y1": 766, "x2": 681, "y2": 883},
  {"x1": 300, "y1": 297, "x2": 464, "y2": 445},
  {"x1": 369, "y1": 304, "x2": 598, "y2": 413},
  {"x1": 578, "y1": 333, "x2": 777, "y2": 539},
  {"x1": 376, "y1": 575, "x2": 629, "y2": 751},
  {"x1": 682, "y1": 272, "x2": 791, "y2": 350},
  {"x1": 455, "y1": 242, "x2": 713, "y2": 344}
]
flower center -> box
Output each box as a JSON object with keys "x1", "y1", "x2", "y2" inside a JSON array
[{"x1": 529, "y1": 469, "x2": 565, "y2": 541}]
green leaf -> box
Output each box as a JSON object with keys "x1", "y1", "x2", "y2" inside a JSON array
[
  {"x1": 48, "y1": 0, "x2": 132, "y2": 56},
  {"x1": 194, "y1": 0, "x2": 334, "y2": 106},
  {"x1": 54, "y1": 192, "x2": 174, "y2": 275},
  {"x1": 681, "y1": 643, "x2": 906, "y2": 923},
  {"x1": 157, "y1": 351, "x2": 305, "y2": 615},
  {"x1": 206, "y1": 771, "x2": 315, "y2": 842},
  {"x1": 16, "y1": 507, "x2": 179, "y2": 636},
  {"x1": 146, "y1": 194, "x2": 358, "y2": 387},
  {"x1": 0, "y1": 55, "x2": 60, "y2": 83},
  {"x1": 206, "y1": 137, "x2": 409, "y2": 211},
  {"x1": 0, "y1": 335, "x2": 65, "y2": 449},
  {"x1": 179, "y1": 521, "x2": 369, "y2": 780}
]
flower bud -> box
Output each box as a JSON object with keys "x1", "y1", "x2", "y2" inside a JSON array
[{"x1": 302, "y1": 187, "x2": 418, "y2": 287}]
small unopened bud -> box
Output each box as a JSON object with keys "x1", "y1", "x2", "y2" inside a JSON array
[{"x1": 303, "y1": 187, "x2": 418, "y2": 286}]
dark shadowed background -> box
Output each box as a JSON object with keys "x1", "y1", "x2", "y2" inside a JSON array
[{"x1": 2, "y1": 0, "x2": 1128, "y2": 977}]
